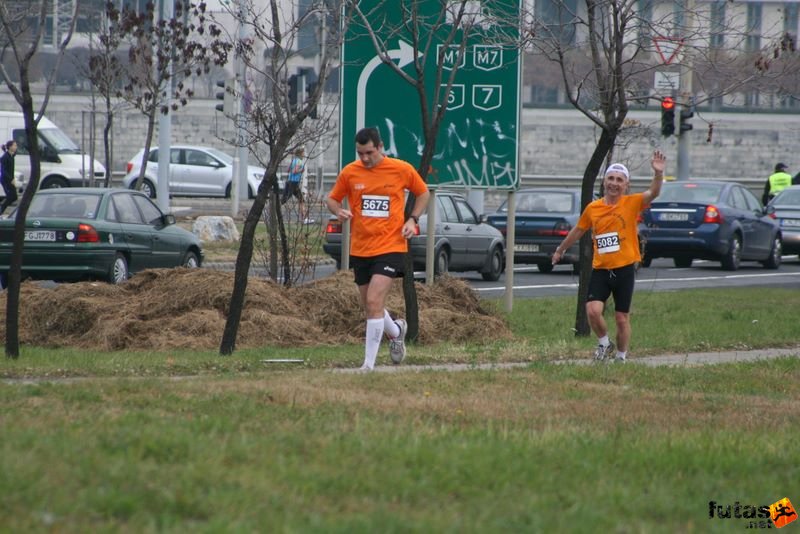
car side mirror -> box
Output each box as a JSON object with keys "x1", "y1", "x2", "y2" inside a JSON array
[
  {"x1": 163, "y1": 213, "x2": 176, "y2": 226},
  {"x1": 478, "y1": 213, "x2": 488, "y2": 224}
]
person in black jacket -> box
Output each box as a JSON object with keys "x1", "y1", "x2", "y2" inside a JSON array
[{"x1": 0, "y1": 140, "x2": 18, "y2": 216}]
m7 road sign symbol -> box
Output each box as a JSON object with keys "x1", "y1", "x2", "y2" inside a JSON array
[{"x1": 473, "y1": 45, "x2": 503, "y2": 71}]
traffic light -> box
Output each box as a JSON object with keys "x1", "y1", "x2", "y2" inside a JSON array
[
  {"x1": 288, "y1": 74, "x2": 299, "y2": 112},
  {"x1": 215, "y1": 78, "x2": 234, "y2": 115},
  {"x1": 679, "y1": 106, "x2": 694, "y2": 134},
  {"x1": 661, "y1": 97, "x2": 675, "y2": 137}
]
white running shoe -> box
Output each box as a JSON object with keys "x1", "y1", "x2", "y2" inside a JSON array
[
  {"x1": 593, "y1": 341, "x2": 616, "y2": 361},
  {"x1": 389, "y1": 319, "x2": 407, "y2": 364}
]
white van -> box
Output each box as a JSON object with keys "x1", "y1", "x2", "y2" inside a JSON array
[{"x1": 0, "y1": 111, "x2": 106, "y2": 192}]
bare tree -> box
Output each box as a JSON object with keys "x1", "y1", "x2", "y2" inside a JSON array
[
  {"x1": 523, "y1": 0, "x2": 792, "y2": 335},
  {"x1": 217, "y1": 0, "x2": 353, "y2": 355},
  {"x1": 69, "y1": 7, "x2": 128, "y2": 189},
  {"x1": 100, "y1": 0, "x2": 231, "y2": 195},
  {"x1": 351, "y1": 0, "x2": 521, "y2": 342},
  {"x1": 0, "y1": 0, "x2": 80, "y2": 358}
]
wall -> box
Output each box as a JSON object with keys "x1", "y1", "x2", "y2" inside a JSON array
[{"x1": 1, "y1": 94, "x2": 798, "y2": 185}]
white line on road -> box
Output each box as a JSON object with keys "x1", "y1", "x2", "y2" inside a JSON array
[{"x1": 475, "y1": 271, "x2": 800, "y2": 293}]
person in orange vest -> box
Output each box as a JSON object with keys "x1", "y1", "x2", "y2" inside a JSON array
[{"x1": 762, "y1": 162, "x2": 792, "y2": 205}]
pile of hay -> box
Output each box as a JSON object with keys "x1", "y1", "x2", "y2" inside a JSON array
[{"x1": 0, "y1": 269, "x2": 511, "y2": 351}]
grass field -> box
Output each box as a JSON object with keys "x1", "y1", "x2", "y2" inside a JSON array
[{"x1": 1, "y1": 287, "x2": 799, "y2": 532}]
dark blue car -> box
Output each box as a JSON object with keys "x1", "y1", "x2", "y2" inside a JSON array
[{"x1": 640, "y1": 181, "x2": 782, "y2": 270}]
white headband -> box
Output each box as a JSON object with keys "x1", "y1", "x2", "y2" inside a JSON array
[{"x1": 605, "y1": 163, "x2": 630, "y2": 180}]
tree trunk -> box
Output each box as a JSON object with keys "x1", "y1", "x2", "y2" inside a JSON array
[
  {"x1": 103, "y1": 105, "x2": 113, "y2": 189},
  {"x1": 5, "y1": 89, "x2": 40, "y2": 358},
  {"x1": 573, "y1": 127, "x2": 616, "y2": 337},
  {"x1": 133, "y1": 112, "x2": 157, "y2": 192}
]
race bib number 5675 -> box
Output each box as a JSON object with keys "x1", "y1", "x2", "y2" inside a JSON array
[{"x1": 361, "y1": 195, "x2": 390, "y2": 217}]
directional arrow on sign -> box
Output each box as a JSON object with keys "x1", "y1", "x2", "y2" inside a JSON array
[{"x1": 356, "y1": 39, "x2": 421, "y2": 132}]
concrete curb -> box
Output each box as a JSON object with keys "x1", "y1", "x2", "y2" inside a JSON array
[{"x1": 332, "y1": 346, "x2": 800, "y2": 374}]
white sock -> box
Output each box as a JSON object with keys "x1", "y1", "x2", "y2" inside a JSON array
[
  {"x1": 616, "y1": 350, "x2": 627, "y2": 360},
  {"x1": 383, "y1": 309, "x2": 400, "y2": 339},
  {"x1": 363, "y1": 318, "x2": 384, "y2": 369},
  {"x1": 598, "y1": 335, "x2": 610, "y2": 347}
]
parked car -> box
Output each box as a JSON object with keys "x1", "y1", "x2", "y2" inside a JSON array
[
  {"x1": 639, "y1": 180, "x2": 781, "y2": 270},
  {"x1": 323, "y1": 191, "x2": 505, "y2": 281},
  {"x1": 0, "y1": 188, "x2": 203, "y2": 287},
  {"x1": 766, "y1": 185, "x2": 800, "y2": 258},
  {"x1": 486, "y1": 188, "x2": 587, "y2": 273},
  {"x1": 123, "y1": 145, "x2": 268, "y2": 199}
]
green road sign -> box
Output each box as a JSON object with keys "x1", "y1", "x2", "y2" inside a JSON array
[{"x1": 340, "y1": 1, "x2": 521, "y2": 190}]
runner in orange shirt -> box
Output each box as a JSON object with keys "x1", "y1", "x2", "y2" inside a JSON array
[
  {"x1": 325, "y1": 127, "x2": 430, "y2": 371},
  {"x1": 552, "y1": 150, "x2": 666, "y2": 362}
]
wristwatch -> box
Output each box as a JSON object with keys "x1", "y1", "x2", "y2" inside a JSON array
[{"x1": 409, "y1": 215, "x2": 419, "y2": 224}]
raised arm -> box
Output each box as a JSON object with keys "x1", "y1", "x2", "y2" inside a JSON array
[{"x1": 641, "y1": 150, "x2": 666, "y2": 205}]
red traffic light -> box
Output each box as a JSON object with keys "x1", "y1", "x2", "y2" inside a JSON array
[{"x1": 661, "y1": 97, "x2": 675, "y2": 110}]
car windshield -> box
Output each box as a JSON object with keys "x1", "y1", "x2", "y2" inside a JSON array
[
  {"x1": 774, "y1": 190, "x2": 800, "y2": 206},
  {"x1": 657, "y1": 183, "x2": 723, "y2": 204},
  {"x1": 39, "y1": 128, "x2": 81, "y2": 154},
  {"x1": 499, "y1": 191, "x2": 575, "y2": 213},
  {"x1": 205, "y1": 147, "x2": 233, "y2": 165},
  {"x1": 27, "y1": 193, "x2": 101, "y2": 219}
]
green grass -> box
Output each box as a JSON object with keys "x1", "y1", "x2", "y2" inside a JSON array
[{"x1": 1, "y1": 287, "x2": 799, "y2": 532}]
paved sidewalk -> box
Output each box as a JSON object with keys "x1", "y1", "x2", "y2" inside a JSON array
[{"x1": 334, "y1": 346, "x2": 800, "y2": 374}]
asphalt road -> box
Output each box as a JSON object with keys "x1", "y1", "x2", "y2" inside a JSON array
[
  {"x1": 302, "y1": 256, "x2": 800, "y2": 298},
  {"x1": 177, "y1": 197, "x2": 800, "y2": 297}
]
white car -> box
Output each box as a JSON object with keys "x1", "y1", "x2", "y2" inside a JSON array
[{"x1": 123, "y1": 145, "x2": 270, "y2": 198}]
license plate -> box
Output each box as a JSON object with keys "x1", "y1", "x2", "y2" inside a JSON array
[
  {"x1": 24, "y1": 230, "x2": 56, "y2": 242},
  {"x1": 514, "y1": 244, "x2": 540, "y2": 252},
  {"x1": 781, "y1": 218, "x2": 800, "y2": 227},
  {"x1": 658, "y1": 212, "x2": 689, "y2": 222}
]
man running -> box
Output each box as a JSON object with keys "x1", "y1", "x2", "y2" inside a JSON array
[
  {"x1": 325, "y1": 127, "x2": 430, "y2": 371},
  {"x1": 552, "y1": 150, "x2": 666, "y2": 362}
]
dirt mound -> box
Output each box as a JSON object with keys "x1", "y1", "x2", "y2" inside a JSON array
[{"x1": 0, "y1": 269, "x2": 511, "y2": 351}]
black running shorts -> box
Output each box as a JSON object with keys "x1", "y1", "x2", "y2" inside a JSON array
[
  {"x1": 351, "y1": 253, "x2": 406, "y2": 286},
  {"x1": 586, "y1": 263, "x2": 636, "y2": 313}
]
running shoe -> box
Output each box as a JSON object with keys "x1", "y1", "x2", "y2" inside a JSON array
[
  {"x1": 592, "y1": 341, "x2": 616, "y2": 361},
  {"x1": 389, "y1": 319, "x2": 407, "y2": 364}
]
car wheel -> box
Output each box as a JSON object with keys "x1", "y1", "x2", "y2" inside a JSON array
[
  {"x1": 130, "y1": 179, "x2": 157, "y2": 198},
  {"x1": 720, "y1": 234, "x2": 742, "y2": 271},
  {"x1": 40, "y1": 176, "x2": 69, "y2": 189},
  {"x1": 183, "y1": 251, "x2": 200, "y2": 268},
  {"x1": 225, "y1": 183, "x2": 232, "y2": 199},
  {"x1": 248, "y1": 185, "x2": 255, "y2": 199},
  {"x1": 434, "y1": 247, "x2": 449, "y2": 276},
  {"x1": 481, "y1": 246, "x2": 504, "y2": 282},
  {"x1": 108, "y1": 253, "x2": 129, "y2": 284},
  {"x1": 537, "y1": 262, "x2": 554, "y2": 274},
  {"x1": 674, "y1": 256, "x2": 693, "y2": 268},
  {"x1": 761, "y1": 236, "x2": 782, "y2": 269}
]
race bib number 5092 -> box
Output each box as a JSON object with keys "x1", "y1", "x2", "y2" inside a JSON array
[{"x1": 361, "y1": 195, "x2": 390, "y2": 218}]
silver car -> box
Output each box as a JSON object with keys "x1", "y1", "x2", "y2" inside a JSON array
[
  {"x1": 123, "y1": 145, "x2": 269, "y2": 198},
  {"x1": 323, "y1": 191, "x2": 506, "y2": 281},
  {"x1": 767, "y1": 185, "x2": 800, "y2": 258}
]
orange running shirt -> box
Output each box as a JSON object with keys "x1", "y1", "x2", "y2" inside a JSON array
[
  {"x1": 329, "y1": 157, "x2": 428, "y2": 257},
  {"x1": 577, "y1": 193, "x2": 644, "y2": 269}
]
